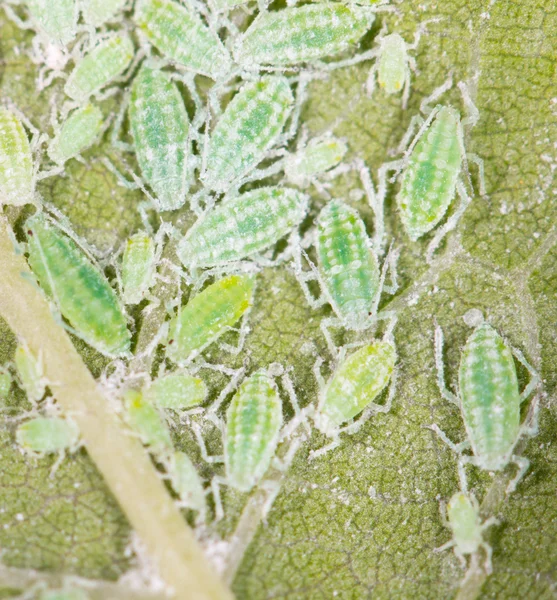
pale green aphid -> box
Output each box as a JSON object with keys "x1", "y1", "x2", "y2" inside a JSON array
[
  {"x1": 47, "y1": 104, "x2": 104, "y2": 165},
  {"x1": 16, "y1": 416, "x2": 79, "y2": 455},
  {"x1": 0, "y1": 107, "x2": 35, "y2": 206},
  {"x1": 431, "y1": 317, "x2": 541, "y2": 494},
  {"x1": 129, "y1": 64, "x2": 191, "y2": 211},
  {"x1": 40, "y1": 586, "x2": 89, "y2": 600},
  {"x1": 64, "y1": 33, "x2": 134, "y2": 103},
  {"x1": 177, "y1": 187, "x2": 309, "y2": 270},
  {"x1": 167, "y1": 274, "x2": 255, "y2": 365},
  {"x1": 26, "y1": 214, "x2": 131, "y2": 358},
  {"x1": 166, "y1": 451, "x2": 206, "y2": 516},
  {"x1": 378, "y1": 80, "x2": 485, "y2": 262},
  {"x1": 234, "y1": 3, "x2": 375, "y2": 67},
  {"x1": 134, "y1": 0, "x2": 232, "y2": 80},
  {"x1": 435, "y1": 492, "x2": 499, "y2": 574},
  {"x1": 202, "y1": 76, "x2": 294, "y2": 193},
  {"x1": 14, "y1": 341, "x2": 46, "y2": 404},
  {"x1": 124, "y1": 389, "x2": 173, "y2": 456},
  {"x1": 80, "y1": 0, "x2": 127, "y2": 27},
  {"x1": 144, "y1": 373, "x2": 208, "y2": 410},
  {"x1": 121, "y1": 231, "x2": 156, "y2": 305},
  {"x1": 24, "y1": 0, "x2": 78, "y2": 46},
  {"x1": 0, "y1": 367, "x2": 12, "y2": 398}
]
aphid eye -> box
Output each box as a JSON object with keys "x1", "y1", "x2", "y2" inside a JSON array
[
  {"x1": 168, "y1": 339, "x2": 174, "y2": 345},
  {"x1": 27, "y1": 230, "x2": 33, "y2": 236}
]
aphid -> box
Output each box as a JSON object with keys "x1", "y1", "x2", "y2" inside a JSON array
[
  {"x1": 377, "y1": 79, "x2": 485, "y2": 261},
  {"x1": 144, "y1": 373, "x2": 207, "y2": 410},
  {"x1": 134, "y1": 0, "x2": 232, "y2": 80},
  {"x1": 39, "y1": 586, "x2": 89, "y2": 600},
  {"x1": 121, "y1": 231, "x2": 156, "y2": 305},
  {"x1": 201, "y1": 76, "x2": 294, "y2": 193},
  {"x1": 14, "y1": 340, "x2": 46, "y2": 404},
  {"x1": 26, "y1": 214, "x2": 131, "y2": 358},
  {"x1": 16, "y1": 416, "x2": 80, "y2": 461},
  {"x1": 128, "y1": 64, "x2": 191, "y2": 211},
  {"x1": 234, "y1": 3, "x2": 375, "y2": 68},
  {"x1": 166, "y1": 274, "x2": 255, "y2": 366},
  {"x1": 0, "y1": 106, "x2": 35, "y2": 206},
  {"x1": 165, "y1": 450, "x2": 206, "y2": 516},
  {"x1": 123, "y1": 389, "x2": 173, "y2": 456},
  {"x1": 293, "y1": 199, "x2": 397, "y2": 356},
  {"x1": 435, "y1": 492, "x2": 499, "y2": 573},
  {"x1": 430, "y1": 316, "x2": 541, "y2": 494},
  {"x1": 64, "y1": 33, "x2": 134, "y2": 103},
  {"x1": 47, "y1": 104, "x2": 104, "y2": 165},
  {"x1": 80, "y1": 0, "x2": 127, "y2": 27},
  {"x1": 177, "y1": 187, "x2": 309, "y2": 271},
  {"x1": 0, "y1": 367, "x2": 13, "y2": 398}
]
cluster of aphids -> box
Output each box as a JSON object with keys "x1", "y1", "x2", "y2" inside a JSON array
[{"x1": 0, "y1": 0, "x2": 543, "y2": 584}]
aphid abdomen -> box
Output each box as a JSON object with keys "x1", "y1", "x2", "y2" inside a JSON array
[
  {"x1": 168, "y1": 451, "x2": 206, "y2": 512},
  {"x1": 377, "y1": 34, "x2": 408, "y2": 95},
  {"x1": 26, "y1": 215, "x2": 131, "y2": 357},
  {"x1": 234, "y1": 3, "x2": 373, "y2": 67},
  {"x1": 129, "y1": 65, "x2": 191, "y2": 211},
  {"x1": 16, "y1": 416, "x2": 79, "y2": 453},
  {"x1": 447, "y1": 492, "x2": 482, "y2": 555},
  {"x1": 134, "y1": 0, "x2": 232, "y2": 79},
  {"x1": 177, "y1": 187, "x2": 309, "y2": 269},
  {"x1": 397, "y1": 107, "x2": 462, "y2": 241},
  {"x1": 0, "y1": 107, "x2": 34, "y2": 206},
  {"x1": 167, "y1": 275, "x2": 255, "y2": 364},
  {"x1": 28, "y1": 0, "x2": 78, "y2": 46},
  {"x1": 202, "y1": 76, "x2": 294, "y2": 192},
  {"x1": 144, "y1": 374, "x2": 207, "y2": 410},
  {"x1": 316, "y1": 200, "x2": 380, "y2": 328},
  {"x1": 124, "y1": 390, "x2": 173, "y2": 453},
  {"x1": 81, "y1": 0, "x2": 127, "y2": 27},
  {"x1": 64, "y1": 33, "x2": 134, "y2": 103},
  {"x1": 121, "y1": 231, "x2": 156, "y2": 305},
  {"x1": 225, "y1": 371, "x2": 282, "y2": 492},
  {"x1": 458, "y1": 323, "x2": 521, "y2": 470},
  {"x1": 319, "y1": 341, "x2": 396, "y2": 432}
]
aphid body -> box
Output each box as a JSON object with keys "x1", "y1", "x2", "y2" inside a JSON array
[
  {"x1": 0, "y1": 368, "x2": 12, "y2": 398},
  {"x1": 26, "y1": 214, "x2": 131, "y2": 358},
  {"x1": 134, "y1": 0, "x2": 232, "y2": 79},
  {"x1": 177, "y1": 187, "x2": 309, "y2": 270},
  {"x1": 144, "y1": 373, "x2": 207, "y2": 410},
  {"x1": 167, "y1": 274, "x2": 255, "y2": 365},
  {"x1": 234, "y1": 3, "x2": 374, "y2": 67},
  {"x1": 121, "y1": 231, "x2": 156, "y2": 305},
  {"x1": 0, "y1": 107, "x2": 35, "y2": 206},
  {"x1": 40, "y1": 587, "x2": 89, "y2": 600},
  {"x1": 16, "y1": 416, "x2": 79, "y2": 455},
  {"x1": 166, "y1": 450, "x2": 206, "y2": 515},
  {"x1": 47, "y1": 104, "x2": 104, "y2": 165},
  {"x1": 26, "y1": 0, "x2": 78, "y2": 46},
  {"x1": 81, "y1": 0, "x2": 127, "y2": 27},
  {"x1": 64, "y1": 33, "x2": 134, "y2": 103},
  {"x1": 202, "y1": 76, "x2": 294, "y2": 193},
  {"x1": 128, "y1": 64, "x2": 191, "y2": 211},
  {"x1": 124, "y1": 389, "x2": 173, "y2": 456},
  {"x1": 15, "y1": 341, "x2": 46, "y2": 403}
]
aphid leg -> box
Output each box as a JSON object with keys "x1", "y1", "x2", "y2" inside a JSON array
[
  {"x1": 171, "y1": 71, "x2": 207, "y2": 131},
  {"x1": 309, "y1": 434, "x2": 341, "y2": 460},
  {"x1": 259, "y1": 479, "x2": 282, "y2": 522},
  {"x1": 420, "y1": 76, "x2": 453, "y2": 116},
  {"x1": 210, "y1": 475, "x2": 227, "y2": 521},
  {"x1": 510, "y1": 346, "x2": 541, "y2": 403},
  {"x1": 2, "y1": 3, "x2": 34, "y2": 30},
  {"x1": 110, "y1": 91, "x2": 134, "y2": 153},
  {"x1": 200, "y1": 362, "x2": 246, "y2": 418},
  {"x1": 320, "y1": 316, "x2": 344, "y2": 359},
  {"x1": 49, "y1": 449, "x2": 66, "y2": 478},
  {"x1": 218, "y1": 309, "x2": 252, "y2": 356},
  {"x1": 433, "y1": 323, "x2": 460, "y2": 406},
  {"x1": 426, "y1": 425, "x2": 470, "y2": 459},
  {"x1": 291, "y1": 243, "x2": 328, "y2": 311},
  {"x1": 279, "y1": 368, "x2": 311, "y2": 435},
  {"x1": 376, "y1": 160, "x2": 403, "y2": 214},
  {"x1": 457, "y1": 81, "x2": 480, "y2": 129},
  {"x1": 192, "y1": 422, "x2": 224, "y2": 465},
  {"x1": 453, "y1": 547, "x2": 468, "y2": 569},
  {"x1": 434, "y1": 539, "x2": 455, "y2": 554},
  {"x1": 281, "y1": 71, "x2": 314, "y2": 144},
  {"x1": 101, "y1": 157, "x2": 141, "y2": 190},
  {"x1": 426, "y1": 178, "x2": 472, "y2": 263},
  {"x1": 358, "y1": 159, "x2": 385, "y2": 254},
  {"x1": 506, "y1": 455, "x2": 529, "y2": 495},
  {"x1": 365, "y1": 63, "x2": 377, "y2": 98},
  {"x1": 401, "y1": 67, "x2": 412, "y2": 110},
  {"x1": 315, "y1": 47, "x2": 379, "y2": 74},
  {"x1": 466, "y1": 153, "x2": 486, "y2": 196},
  {"x1": 480, "y1": 541, "x2": 494, "y2": 574}
]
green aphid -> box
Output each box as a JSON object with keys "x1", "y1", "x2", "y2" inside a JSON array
[
  {"x1": 234, "y1": 3, "x2": 374, "y2": 67},
  {"x1": 25, "y1": 214, "x2": 131, "y2": 358},
  {"x1": 80, "y1": 0, "x2": 127, "y2": 27},
  {"x1": 167, "y1": 274, "x2": 255, "y2": 365},
  {"x1": 27, "y1": 0, "x2": 78, "y2": 46},
  {"x1": 47, "y1": 104, "x2": 104, "y2": 165},
  {"x1": 0, "y1": 368, "x2": 13, "y2": 398},
  {"x1": 124, "y1": 389, "x2": 173, "y2": 455},
  {"x1": 166, "y1": 450, "x2": 206, "y2": 515},
  {"x1": 129, "y1": 64, "x2": 191, "y2": 211},
  {"x1": 14, "y1": 341, "x2": 46, "y2": 403},
  {"x1": 202, "y1": 76, "x2": 294, "y2": 193},
  {"x1": 16, "y1": 416, "x2": 79, "y2": 455},
  {"x1": 40, "y1": 586, "x2": 90, "y2": 600},
  {"x1": 121, "y1": 231, "x2": 156, "y2": 305},
  {"x1": 144, "y1": 373, "x2": 208, "y2": 410},
  {"x1": 64, "y1": 33, "x2": 134, "y2": 103},
  {"x1": 134, "y1": 0, "x2": 232, "y2": 79}
]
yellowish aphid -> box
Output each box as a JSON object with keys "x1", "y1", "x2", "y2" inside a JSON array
[
  {"x1": 121, "y1": 231, "x2": 156, "y2": 305},
  {"x1": 144, "y1": 373, "x2": 207, "y2": 411},
  {"x1": 14, "y1": 341, "x2": 46, "y2": 404}
]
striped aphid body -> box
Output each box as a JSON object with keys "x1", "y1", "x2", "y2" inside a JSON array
[
  {"x1": 166, "y1": 450, "x2": 206, "y2": 515},
  {"x1": 177, "y1": 187, "x2": 309, "y2": 270},
  {"x1": 64, "y1": 33, "x2": 134, "y2": 103},
  {"x1": 81, "y1": 0, "x2": 127, "y2": 27},
  {"x1": 202, "y1": 76, "x2": 294, "y2": 193},
  {"x1": 14, "y1": 341, "x2": 45, "y2": 404},
  {"x1": 167, "y1": 274, "x2": 255, "y2": 365},
  {"x1": 26, "y1": 214, "x2": 131, "y2": 357},
  {"x1": 144, "y1": 373, "x2": 208, "y2": 410},
  {"x1": 234, "y1": 3, "x2": 374, "y2": 67},
  {"x1": 121, "y1": 231, "x2": 156, "y2": 305},
  {"x1": 0, "y1": 107, "x2": 35, "y2": 206},
  {"x1": 129, "y1": 65, "x2": 191, "y2": 211},
  {"x1": 27, "y1": 0, "x2": 78, "y2": 46},
  {"x1": 47, "y1": 104, "x2": 104, "y2": 165},
  {"x1": 134, "y1": 0, "x2": 232, "y2": 79},
  {"x1": 16, "y1": 416, "x2": 79, "y2": 455}
]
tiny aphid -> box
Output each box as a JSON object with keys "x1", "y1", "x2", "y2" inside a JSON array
[
  {"x1": 0, "y1": 368, "x2": 13, "y2": 398},
  {"x1": 177, "y1": 187, "x2": 309, "y2": 270},
  {"x1": 64, "y1": 33, "x2": 134, "y2": 103},
  {"x1": 121, "y1": 231, "x2": 156, "y2": 305},
  {"x1": 430, "y1": 317, "x2": 541, "y2": 494},
  {"x1": 18, "y1": 0, "x2": 78, "y2": 47},
  {"x1": 124, "y1": 389, "x2": 173, "y2": 456},
  {"x1": 435, "y1": 492, "x2": 499, "y2": 573},
  {"x1": 166, "y1": 274, "x2": 255, "y2": 365},
  {"x1": 80, "y1": 0, "x2": 127, "y2": 27},
  {"x1": 128, "y1": 64, "x2": 191, "y2": 211},
  {"x1": 293, "y1": 199, "x2": 397, "y2": 356},
  {"x1": 26, "y1": 214, "x2": 131, "y2": 358},
  {"x1": 378, "y1": 79, "x2": 485, "y2": 261},
  {"x1": 201, "y1": 76, "x2": 294, "y2": 193},
  {"x1": 234, "y1": 3, "x2": 375, "y2": 68},
  {"x1": 47, "y1": 104, "x2": 104, "y2": 165},
  {"x1": 144, "y1": 373, "x2": 207, "y2": 410},
  {"x1": 165, "y1": 450, "x2": 206, "y2": 516},
  {"x1": 14, "y1": 340, "x2": 46, "y2": 404},
  {"x1": 0, "y1": 106, "x2": 35, "y2": 206},
  {"x1": 16, "y1": 416, "x2": 80, "y2": 456},
  {"x1": 134, "y1": 0, "x2": 232, "y2": 80}
]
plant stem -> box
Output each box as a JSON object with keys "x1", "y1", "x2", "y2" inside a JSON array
[{"x1": 0, "y1": 216, "x2": 233, "y2": 600}]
